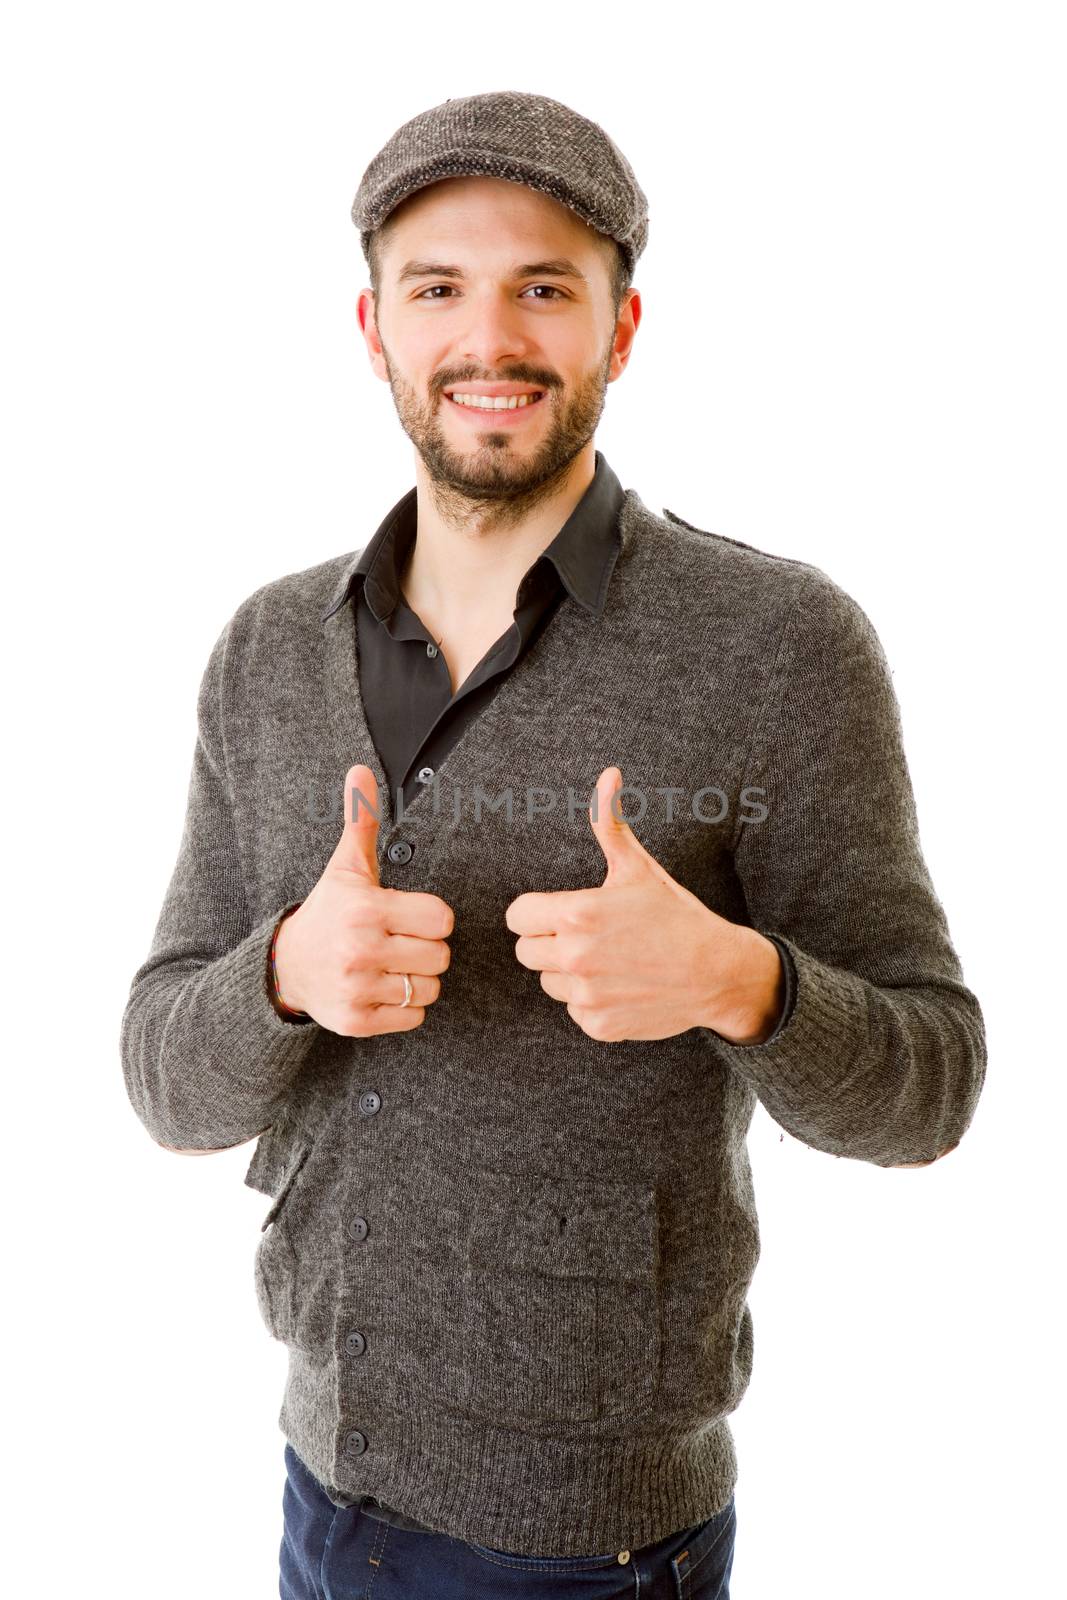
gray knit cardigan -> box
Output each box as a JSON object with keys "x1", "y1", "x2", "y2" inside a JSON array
[{"x1": 120, "y1": 485, "x2": 986, "y2": 1555}]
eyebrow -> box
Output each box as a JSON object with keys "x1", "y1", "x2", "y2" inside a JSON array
[{"x1": 395, "y1": 257, "x2": 589, "y2": 286}]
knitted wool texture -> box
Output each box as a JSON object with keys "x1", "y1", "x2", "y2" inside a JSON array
[{"x1": 120, "y1": 490, "x2": 986, "y2": 1555}]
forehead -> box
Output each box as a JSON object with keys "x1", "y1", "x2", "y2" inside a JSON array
[{"x1": 380, "y1": 175, "x2": 607, "y2": 260}]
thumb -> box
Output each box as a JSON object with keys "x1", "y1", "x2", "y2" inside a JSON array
[
  {"x1": 588, "y1": 766, "x2": 653, "y2": 885},
  {"x1": 329, "y1": 763, "x2": 381, "y2": 885}
]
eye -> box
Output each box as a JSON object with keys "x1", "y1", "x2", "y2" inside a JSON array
[{"x1": 414, "y1": 284, "x2": 567, "y2": 302}]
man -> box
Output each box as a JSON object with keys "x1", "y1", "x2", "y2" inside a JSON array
[{"x1": 120, "y1": 91, "x2": 986, "y2": 1596}]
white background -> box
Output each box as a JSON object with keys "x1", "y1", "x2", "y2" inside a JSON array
[{"x1": 3, "y1": 3, "x2": 1063, "y2": 1596}]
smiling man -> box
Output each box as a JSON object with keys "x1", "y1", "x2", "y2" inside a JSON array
[
  {"x1": 120, "y1": 91, "x2": 987, "y2": 1598},
  {"x1": 352, "y1": 167, "x2": 636, "y2": 708}
]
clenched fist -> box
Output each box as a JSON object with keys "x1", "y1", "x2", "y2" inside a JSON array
[{"x1": 273, "y1": 764, "x2": 454, "y2": 1036}]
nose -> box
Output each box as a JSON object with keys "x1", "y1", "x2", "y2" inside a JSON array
[{"x1": 456, "y1": 287, "x2": 536, "y2": 373}]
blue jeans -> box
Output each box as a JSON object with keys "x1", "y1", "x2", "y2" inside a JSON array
[{"x1": 280, "y1": 1441, "x2": 736, "y2": 1598}]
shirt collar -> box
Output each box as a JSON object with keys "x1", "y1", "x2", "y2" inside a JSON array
[{"x1": 320, "y1": 449, "x2": 625, "y2": 627}]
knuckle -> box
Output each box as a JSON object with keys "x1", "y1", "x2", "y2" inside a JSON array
[
  {"x1": 346, "y1": 1004, "x2": 375, "y2": 1037},
  {"x1": 349, "y1": 893, "x2": 384, "y2": 929},
  {"x1": 567, "y1": 941, "x2": 592, "y2": 977},
  {"x1": 345, "y1": 971, "x2": 375, "y2": 1003},
  {"x1": 344, "y1": 936, "x2": 381, "y2": 973}
]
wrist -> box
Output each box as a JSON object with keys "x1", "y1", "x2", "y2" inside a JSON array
[
  {"x1": 699, "y1": 925, "x2": 785, "y2": 1046},
  {"x1": 268, "y1": 903, "x2": 312, "y2": 1022}
]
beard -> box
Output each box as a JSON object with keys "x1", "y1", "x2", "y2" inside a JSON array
[{"x1": 377, "y1": 335, "x2": 615, "y2": 527}]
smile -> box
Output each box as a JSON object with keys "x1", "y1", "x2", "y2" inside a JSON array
[{"x1": 445, "y1": 391, "x2": 546, "y2": 419}]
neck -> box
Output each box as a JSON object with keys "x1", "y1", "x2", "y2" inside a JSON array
[{"x1": 400, "y1": 443, "x2": 597, "y2": 623}]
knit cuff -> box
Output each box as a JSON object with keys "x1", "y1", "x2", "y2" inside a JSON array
[
  {"x1": 212, "y1": 907, "x2": 323, "y2": 1058},
  {"x1": 153, "y1": 908, "x2": 323, "y2": 1149},
  {"x1": 757, "y1": 933, "x2": 797, "y2": 1044},
  {"x1": 700, "y1": 932, "x2": 870, "y2": 1112}
]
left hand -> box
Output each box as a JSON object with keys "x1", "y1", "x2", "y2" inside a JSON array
[{"x1": 504, "y1": 766, "x2": 783, "y2": 1044}]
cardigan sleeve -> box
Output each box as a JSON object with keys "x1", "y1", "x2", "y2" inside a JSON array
[
  {"x1": 704, "y1": 567, "x2": 987, "y2": 1168},
  {"x1": 119, "y1": 614, "x2": 321, "y2": 1151}
]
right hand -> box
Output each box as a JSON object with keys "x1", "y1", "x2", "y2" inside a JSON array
[{"x1": 273, "y1": 764, "x2": 454, "y2": 1036}]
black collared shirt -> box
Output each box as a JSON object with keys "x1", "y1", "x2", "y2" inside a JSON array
[{"x1": 325, "y1": 449, "x2": 625, "y2": 820}]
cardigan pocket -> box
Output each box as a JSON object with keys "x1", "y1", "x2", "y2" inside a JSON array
[
  {"x1": 451, "y1": 1169, "x2": 661, "y2": 1430},
  {"x1": 253, "y1": 1142, "x2": 311, "y2": 1346}
]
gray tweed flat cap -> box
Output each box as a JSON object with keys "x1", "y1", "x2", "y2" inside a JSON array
[{"x1": 352, "y1": 90, "x2": 648, "y2": 280}]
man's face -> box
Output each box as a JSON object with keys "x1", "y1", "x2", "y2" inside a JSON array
[{"x1": 360, "y1": 176, "x2": 634, "y2": 501}]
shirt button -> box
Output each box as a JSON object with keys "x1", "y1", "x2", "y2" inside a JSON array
[
  {"x1": 344, "y1": 1430, "x2": 368, "y2": 1456},
  {"x1": 358, "y1": 1090, "x2": 381, "y2": 1116},
  {"x1": 416, "y1": 767, "x2": 434, "y2": 784},
  {"x1": 346, "y1": 1215, "x2": 369, "y2": 1241},
  {"x1": 345, "y1": 1330, "x2": 366, "y2": 1356},
  {"x1": 426, "y1": 642, "x2": 438, "y2": 658},
  {"x1": 387, "y1": 840, "x2": 414, "y2": 864}
]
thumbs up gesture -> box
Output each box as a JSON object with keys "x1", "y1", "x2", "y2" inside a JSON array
[
  {"x1": 273, "y1": 764, "x2": 455, "y2": 1036},
  {"x1": 504, "y1": 766, "x2": 785, "y2": 1045}
]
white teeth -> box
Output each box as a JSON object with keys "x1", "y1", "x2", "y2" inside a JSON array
[{"x1": 448, "y1": 391, "x2": 543, "y2": 410}]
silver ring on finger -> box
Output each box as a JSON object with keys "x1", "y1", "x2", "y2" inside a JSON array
[{"x1": 399, "y1": 972, "x2": 413, "y2": 1008}]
